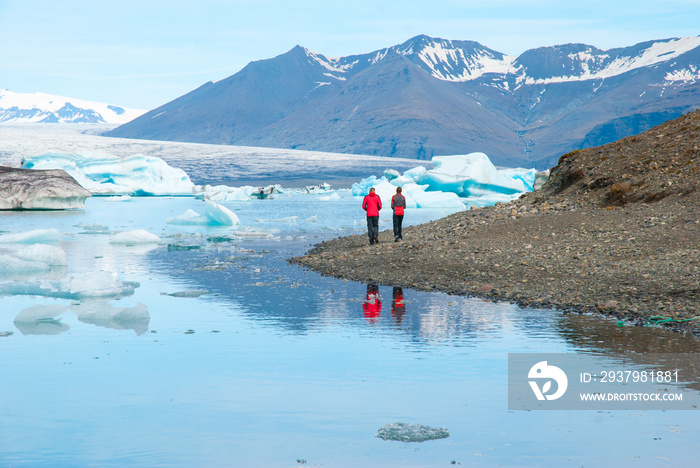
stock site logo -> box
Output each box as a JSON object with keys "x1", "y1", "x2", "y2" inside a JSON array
[{"x1": 528, "y1": 361, "x2": 568, "y2": 401}]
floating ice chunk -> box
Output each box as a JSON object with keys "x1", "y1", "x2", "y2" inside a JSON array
[
  {"x1": 103, "y1": 195, "x2": 133, "y2": 202},
  {"x1": 61, "y1": 271, "x2": 139, "y2": 299},
  {"x1": 0, "y1": 243, "x2": 67, "y2": 275},
  {"x1": 16, "y1": 244, "x2": 68, "y2": 266},
  {"x1": 203, "y1": 200, "x2": 239, "y2": 225},
  {"x1": 110, "y1": 229, "x2": 161, "y2": 244},
  {"x1": 376, "y1": 423, "x2": 450, "y2": 442},
  {"x1": 75, "y1": 222, "x2": 109, "y2": 232},
  {"x1": 402, "y1": 166, "x2": 428, "y2": 182},
  {"x1": 22, "y1": 152, "x2": 195, "y2": 196},
  {"x1": 422, "y1": 153, "x2": 526, "y2": 197},
  {"x1": 410, "y1": 190, "x2": 465, "y2": 209},
  {"x1": 304, "y1": 215, "x2": 318, "y2": 223},
  {"x1": 200, "y1": 184, "x2": 253, "y2": 202},
  {"x1": 318, "y1": 192, "x2": 341, "y2": 201},
  {"x1": 168, "y1": 200, "x2": 240, "y2": 226},
  {"x1": 167, "y1": 209, "x2": 203, "y2": 225},
  {"x1": 0, "y1": 253, "x2": 51, "y2": 274},
  {"x1": 233, "y1": 227, "x2": 275, "y2": 238},
  {"x1": 72, "y1": 301, "x2": 150, "y2": 335},
  {"x1": 0, "y1": 228, "x2": 60, "y2": 244},
  {"x1": 384, "y1": 168, "x2": 401, "y2": 180},
  {"x1": 351, "y1": 175, "x2": 381, "y2": 196}
]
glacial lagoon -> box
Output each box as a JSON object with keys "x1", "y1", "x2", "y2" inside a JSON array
[{"x1": 1, "y1": 193, "x2": 699, "y2": 467}]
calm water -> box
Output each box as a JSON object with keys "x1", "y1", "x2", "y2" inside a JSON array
[{"x1": 1, "y1": 194, "x2": 699, "y2": 467}]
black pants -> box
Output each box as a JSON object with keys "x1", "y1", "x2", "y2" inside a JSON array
[
  {"x1": 393, "y1": 213, "x2": 403, "y2": 239},
  {"x1": 366, "y1": 216, "x2": 379, "y2": 243}
]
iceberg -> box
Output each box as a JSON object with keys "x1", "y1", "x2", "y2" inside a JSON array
[
  {"x1": 354, "y1": 152, "x2": 546, "y2": 208},
  {"x1": 0, "y1": 270, "x2": 139, "y2": 300},
  {"x1": 21, "y1": 152, "x2": 195, "y2": 196},
  {"x1": 16, "y1": 244, "x2": 68, "y2": 266},
  {"x1": 168, "y1": 200, "x2": 240, "y2": 226},
  {"x1": 0, "y1": 166, "x2": 91, "y2": 210},
  {"x1": 110, "y1": 229, "x2": 161, "y2": 245}
]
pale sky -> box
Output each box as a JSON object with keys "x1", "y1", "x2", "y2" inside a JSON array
[{"x1": 1, "y1": 0, "x2": 699, "y2": 110}]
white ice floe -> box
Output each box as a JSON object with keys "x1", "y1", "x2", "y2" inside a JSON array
[
  {"x1": 110, "y1": 229, "x2": 161, "y2": 244},
  {"x1": 167, "y1": 200, "x2": 240, "y2": 226},
  {"x1": 0, "y1": 270, "x2": 139, "y2": 300},
  {"x1": 0, "y1": 228, "x2": 61, "y2": 244},
  {"x1": 16, "y1": 244, "x2": 68, "y2": 266},
  {"x1": 60, "y1": 271, "x2": 139, "y2": 299},
  {"x1": 21, "y1": 152, "x2": 195, "y2": 196}
]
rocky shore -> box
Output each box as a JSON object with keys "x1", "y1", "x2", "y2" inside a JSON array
[{"x1": 290, "y1": 110, "x2": 700, "y2": 336}]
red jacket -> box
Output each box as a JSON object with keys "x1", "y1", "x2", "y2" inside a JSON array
[{"x1": 362, "y1": 192, "x2": 382, "y2": 217}]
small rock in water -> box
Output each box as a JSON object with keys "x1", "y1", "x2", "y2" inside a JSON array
[{"x1": 376, "y1": 422, "x2": 450, "y2": 442}]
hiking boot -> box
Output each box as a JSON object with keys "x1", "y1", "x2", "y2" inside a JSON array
[
  {"x1": 394, "y1": 237, "x2": 399, "y2": 242},
  {"x1": 374, "y1": 237, "x2": 379, "y2": 244}
]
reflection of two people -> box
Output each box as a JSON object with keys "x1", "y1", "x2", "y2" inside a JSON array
[
  {"x1": 363, "y1": 284, "x2": 407, "y2": 325},
  {"x1": 363, "y1": 283, "x2": 382, "y2": 323},
  {"x1": 391, "y1": 286, "x2": 406, "y2": 325}
]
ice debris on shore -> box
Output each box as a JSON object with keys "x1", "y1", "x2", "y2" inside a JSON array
[
  {"x1": 376, "y1": 422, "x2": 450, "y2": 442},
  {"x1": 21, "y1": 152, "x2": 195, "y2": 196},
  {"x1": 167, "y1": 200, "x2": 240, "y2": 226},
  {"x1": 354, "y1": 152, "x2": 547, "y2": 207}
]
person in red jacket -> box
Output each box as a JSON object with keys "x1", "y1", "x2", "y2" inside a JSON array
[
  {"x1": 362, "y1": 187, "x2": 382, "y2": 245},
  {"x1": 391, "y1": 187, "x2": 406, "y2": 242}
]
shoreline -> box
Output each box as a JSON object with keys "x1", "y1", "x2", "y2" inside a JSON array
[
  {"x1": 291, "y1": 111, "x2": 700, "y2": 338},
  {"x1": 290, "y1": 190, "x2": 700, "y2": 338}
]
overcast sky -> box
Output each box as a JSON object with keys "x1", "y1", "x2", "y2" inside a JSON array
[{"x1": 1, "y1": 0, "x2": 698, "y2": 110}]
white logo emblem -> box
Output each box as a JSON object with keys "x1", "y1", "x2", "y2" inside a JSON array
[{"x1": 528, "y1": 361, "x2": 568, "y2": 400}]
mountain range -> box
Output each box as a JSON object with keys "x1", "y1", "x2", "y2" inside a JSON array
[
  {"x1": 0, "y1": 90, "x2": 144, "y2": 125},
  {"x1": 45, "y1": 36, "x2": 700, "y2": 168}
]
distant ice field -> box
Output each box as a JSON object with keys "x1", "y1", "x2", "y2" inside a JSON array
[{"x1": 0, "y1": 123, "x2": 431, "y2": 188}]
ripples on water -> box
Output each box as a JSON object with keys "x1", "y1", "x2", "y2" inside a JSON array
[{"x1": 0, "y1": 196, "x2": 698, "y2": 467}]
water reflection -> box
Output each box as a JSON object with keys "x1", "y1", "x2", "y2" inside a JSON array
[
  {"x1": 363, "y1": 283, "x2": 381, "y2": 323},
  {"x1": 14, "y1": 304, "x2": 70, "y2": 335},
  {"x1": 71, "y1": 301, "x2": 150, "y2": 335},
  {"x1": 390, "y1": 286, "x2": 405, "y2": 325}
]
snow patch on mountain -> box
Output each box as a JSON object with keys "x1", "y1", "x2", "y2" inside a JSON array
[
  {"x1": 524, "y1": 36, "x2": 700, "y2": 85},
  {"x1": 665, "y1": 65, "x2": 700, "y2": 84},
  {"x1": 0, "y1": 90, "x2": 145, "y2": 124}
]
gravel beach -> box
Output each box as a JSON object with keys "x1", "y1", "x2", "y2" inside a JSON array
[{"x1": 290, "y1": 110, "x2": 700, "y2": 336}]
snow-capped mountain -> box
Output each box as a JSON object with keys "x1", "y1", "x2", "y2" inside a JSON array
[
  {"x1": 107, "y1": 35, "x2": 700, "y2": 168},
  {"x1": 0, "y1": 90, "x2": 145, "y2": 124}
]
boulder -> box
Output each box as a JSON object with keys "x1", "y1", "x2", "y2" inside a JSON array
[{"x1": 0, "y1": 166, "x2": 91, "y2": 210}]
